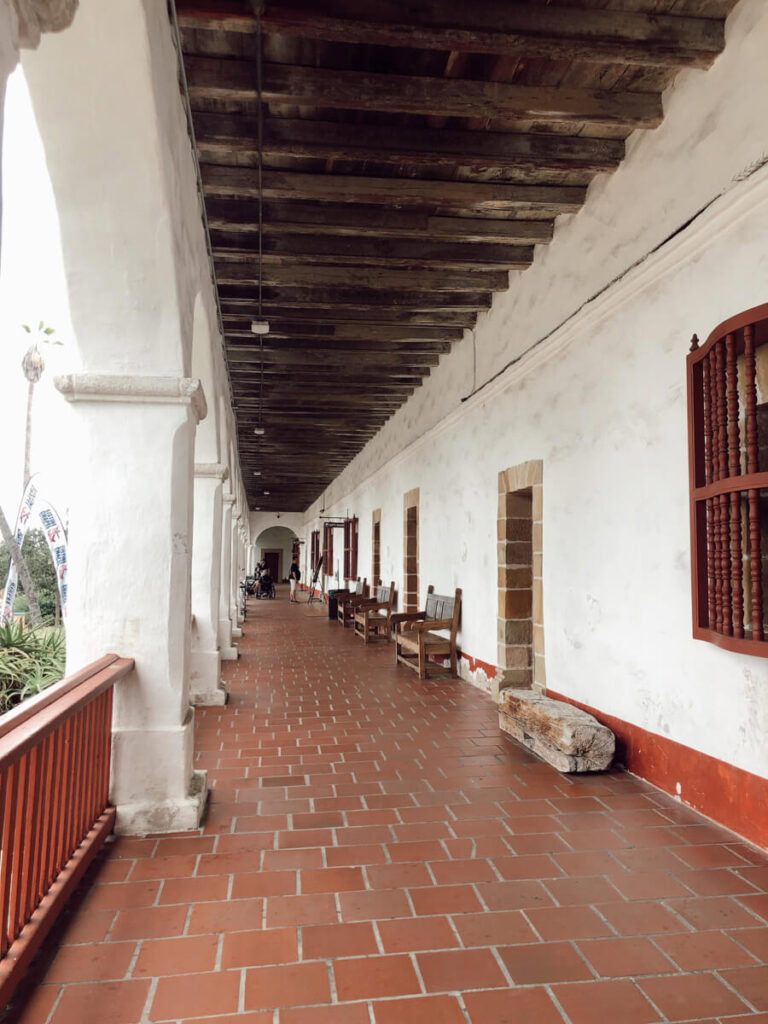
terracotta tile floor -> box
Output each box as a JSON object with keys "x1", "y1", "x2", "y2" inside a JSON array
[{"x1": 5, "y1": 589, "x2": 768, "y2": 1023}]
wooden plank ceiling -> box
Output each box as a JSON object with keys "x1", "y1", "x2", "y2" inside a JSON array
[{"x1": 176, "y1": 0, "x2": 737, "y2": 513}]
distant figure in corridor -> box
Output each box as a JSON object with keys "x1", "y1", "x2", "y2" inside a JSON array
[{"x1": 289, "y1": 559, "x2": 301, "y2": 603}]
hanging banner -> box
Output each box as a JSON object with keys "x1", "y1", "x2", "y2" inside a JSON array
[{"x1": 1, "y1": 476, "x2": 68, "y2": 624}]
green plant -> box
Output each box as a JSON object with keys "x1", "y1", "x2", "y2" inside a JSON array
[{"x1": 0, "y1": 620, "x2": 66, "y2": 715}]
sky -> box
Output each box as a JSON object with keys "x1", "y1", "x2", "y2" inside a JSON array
[{"x1": 0, "y1": 67, "x2": 76, "y2": 530}]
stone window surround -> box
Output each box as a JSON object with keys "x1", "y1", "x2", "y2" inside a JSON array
[
  {"x1": 403, "y1": 488, "x2": 419, "y2": 614},
  {"x1": 497, "y1": 460, "x2": 545, "y2": 692}
]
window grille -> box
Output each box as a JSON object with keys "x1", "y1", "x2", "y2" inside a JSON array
[{"x1": 687, "y1": 303, "x2": 768, "y2": 655}]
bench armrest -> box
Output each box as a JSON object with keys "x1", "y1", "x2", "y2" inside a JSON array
[
  {"x1": 402, "y1": 618, "x2": 454, "y2": 634},
  {"x1": 391, "y1": 611, "x2": 425, "y2": 632}
]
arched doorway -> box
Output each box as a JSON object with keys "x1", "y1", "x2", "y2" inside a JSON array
[{"x1": 256, "y1": 525, "x2": 299, "y2": 582}]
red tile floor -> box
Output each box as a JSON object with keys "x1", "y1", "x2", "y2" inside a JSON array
[{"x1": 5, "y1": 588, "x2": 768, "y2": 1023}]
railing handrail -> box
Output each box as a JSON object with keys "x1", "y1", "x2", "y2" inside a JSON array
[{"x1": 0, "y1": 656, "x2": 134, "y2": 772}]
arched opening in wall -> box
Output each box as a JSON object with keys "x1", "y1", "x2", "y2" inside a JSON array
[
  {"x1": 256, "y1": 525, "x2": 298, "y2": 583},
  {"x1": 403, "y1": 489, "x2": 419, "y2": 614},
  {"x1": 372, "y1": 509, "x2": 381, "y2": 586},
  {"x1": 497, "y1": 461, "x2": 544, "y2": 690},
  {"x1": 0, "y1": 67, "x2": 74, "y2": 635}
]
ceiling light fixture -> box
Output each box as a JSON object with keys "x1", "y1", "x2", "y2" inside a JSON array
[
  {"x1": 253, "y1": 426, "x2": 265, "y2": 436},
  {"x1": 264, "y1": 490, "x2": 271, "y2": 495},
  {"x1": 253, "y1": 470, "x2": 261, "y2": 476}
]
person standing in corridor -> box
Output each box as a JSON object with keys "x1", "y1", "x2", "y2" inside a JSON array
[{"x1": 289, "y1": 558, "x2": 301, "y2": 603}]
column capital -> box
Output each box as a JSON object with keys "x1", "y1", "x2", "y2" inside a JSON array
[
  {"x1": 195, "y1": 462, "x2": 229, "y2": 481},
  {"x1": 222, "y1": 492, "x2": 236, "y2": 507},
  {"x1": 55, "y1": 373, "x2": 207, "y2": 422},
  {"x1": 13, "y1": 0, "x2": 78, "y2": 48}
]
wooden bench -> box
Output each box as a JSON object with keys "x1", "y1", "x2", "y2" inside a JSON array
[
  {"x1": 393, "y1": 587, "x2": 462, "y2": 679},
  {"x1": 354, "y1": 581, "x2": 396, "y2": 644},
  {"x1": 336, "y1": 577, "x2": 368, "y2": 627}
]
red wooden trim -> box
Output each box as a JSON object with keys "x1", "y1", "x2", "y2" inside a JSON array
[
  {"x1": 0, "y1": 658, "x2": 133, "y2": 773},
  {"x1": 691, "y1": 624, "x2": 768, "y2": 657},
  {"x1": 0, "y1": 809, "x2": 115, "y2": 1011},
  {"x1": 687, "y1": 303, "x2": 768, "y2": 365},
  {"x1": 547, "y1": 689, "x2": 768, "y2": 851},
  {"x1": 692, "y1": 472, "x2": 768, "y2": 500}
]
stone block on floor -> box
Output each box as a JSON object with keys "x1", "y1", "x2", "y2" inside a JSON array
[{"x1": 498, "y1": 689, "x2": 615, "y2": 772}]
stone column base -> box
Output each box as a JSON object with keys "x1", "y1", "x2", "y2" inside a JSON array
[
  {"x1": 220, "y1": 645, "x2": 238, "y2": 661},
  {"x1": 189, "y1": 648, "x2": 228, "y2": 705},
  {"x1": 114, "y1": 769, "x2": 208, "y2": 835},
  {"x1": 232, "y1": 626, "x2": 243, "y2": 639},
  {"x1": 191, "y1": 680, "x2": 228, "y2": 706}
]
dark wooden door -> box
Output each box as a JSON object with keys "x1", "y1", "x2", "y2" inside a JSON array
[{"x1": 264, "y1": 551, "x2": 280, "y2": 580}]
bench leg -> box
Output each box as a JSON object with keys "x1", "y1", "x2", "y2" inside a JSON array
[{"x1": 449, "y1": 648, "x2": 457, "y2": 677}]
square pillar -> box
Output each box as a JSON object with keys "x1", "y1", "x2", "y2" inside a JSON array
[
  {"x1": 230, "y1": 511, "x2": 243, "y2": 636},
  {"x1": 219, "y1": 494, "x2": 237, "y2": 658},
  {"x1": 190, "y1": 463, "x2": 228, "y2": 706},
  {"x1": 55, "y1": 374, "x2": 208, "y2": 834}
]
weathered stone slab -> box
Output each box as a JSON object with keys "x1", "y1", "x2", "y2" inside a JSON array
[{"x1": 499, "y1": 690, "x2": 614, "y2": 772}]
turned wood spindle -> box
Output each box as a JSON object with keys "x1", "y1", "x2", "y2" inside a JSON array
[
  {"x1": 708, "y1": 352, "x2": 720, "y2": 626},
  {"x1": 715, "y1": 340, "x2": 732, "y2": 633},
  {"x1": 708, "y1": 349, "x2": 723, "y2": 633},
  {"x1": 744, "y1": 323, "x2": 763, "y2": 640},
  {"x1": 725, "y1": 333, "x2": 744, "y2": 637}
]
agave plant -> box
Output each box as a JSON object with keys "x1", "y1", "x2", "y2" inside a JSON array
[{"x1": 0, "y1": 620, "x2": 66, "y2": 715}]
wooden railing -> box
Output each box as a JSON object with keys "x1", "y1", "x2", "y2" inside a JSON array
[{"x1": 0, "y1": 654, "x2": 133, "y2": 1010}]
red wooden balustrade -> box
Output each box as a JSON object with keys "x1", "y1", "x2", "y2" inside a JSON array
[
  {"x1": 0, "y1": 654, "x2": 133, "y2": 1010},
  {"x1": 687, "y1": 304, "x2": 768, "y2": 656}
]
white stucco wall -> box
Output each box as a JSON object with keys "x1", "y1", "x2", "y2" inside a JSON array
[{"x1": 303, "y1": 0, "x2": 768, "y2": 782}]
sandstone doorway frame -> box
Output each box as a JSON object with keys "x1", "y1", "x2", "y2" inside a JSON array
[{"x1": 497, "y1": 460, "x2": 545, "y2": 693}]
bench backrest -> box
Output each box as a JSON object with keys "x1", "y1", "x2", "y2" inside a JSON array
[
  {"x1": 355, "y1": 578, "x2": 366, "y2": 595},
  {"x1": 424, "y1": 587, "x2": 462, "y2": 638},
  {"x1": 376, "y1": 581, "x2": 395, "y2": 607}
]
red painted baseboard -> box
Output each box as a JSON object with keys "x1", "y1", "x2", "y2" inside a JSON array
[{"x1": 548, "y1": 689, "x2": 768, "y2": 851}]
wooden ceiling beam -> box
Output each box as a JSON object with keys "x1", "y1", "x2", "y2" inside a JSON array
[
  {"x1": 194, "y1": 113, "x2": 624, "y2": 174},
  {"x1": 226, "y1": 338, "x2": 452, "y2": 354},
  {"x1": 216, "y1": 283, "x2": 493, "y2": 309},
  {"x1": 187, "y1": 58, "x2": 662, "y2": 130},
  {"x1": 214, "y1": 260, "x2": 509, "y2": 293},
  {"x1": 219, "y1": 302, "x2": 477, "y2": 328},
  {"x1": 229, "y1": 352, "x2": 438, "y2": 368},
  {"x1": 211, "y1": 230, "x2": 535, "y2": 272},
  {"x1": 234, "y1": 368, "x2": 428, "y2": 385},
  {"x1": 176, "y1": 1, "x2": 722, "y2": 69},
  {"x1": 206, "y1": 199, "x2": 554, "y2": 245},
  {"x1": 203, "y1": 165, "x2": 585, "y2": 215},
  {"x1": 222, "y1": 319, "x2": 462, "y2": 342}
]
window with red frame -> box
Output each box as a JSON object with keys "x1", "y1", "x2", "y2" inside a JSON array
[
  {"x1": 687, "y1": 303, "x2": 768, "y2": 656},
  {"x1": 343, "y1": 517, "x2": 358, "y2": 580},
  {"x1": 322, "y1": 524, "x2": 333, "y2": 575},
  {"x1": 310, "y1": 530, "x2": 320, "y2": 572}
]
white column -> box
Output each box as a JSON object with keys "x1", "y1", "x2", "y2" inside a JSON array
[
  {"x1": 55, "y1": 374, "x2": 207, "y2": 834},
  {"x1": 218, "y1": 494, "x2": 237, "y2": 658},
  {"x1": 230, "y1": 511, "x2": 243, "y2": 635},
  {"x1": 189, "y1": 463, "x2": 228, "y2": 706}
]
